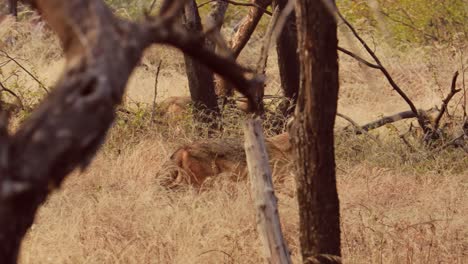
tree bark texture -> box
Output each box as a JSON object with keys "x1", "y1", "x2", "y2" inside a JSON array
[
  {"x1": 0, "y1": 1, "x2": 264, "y2": 262},
  {"x1": 216, "y1": 0, "x2": 272, "y2": 98},
  {"x1": 204, "y1": 0, "x2": 229, "y2": 52},
  {"x1": 243, "y1": 118, "x2": 291, "y2": 264},
  {"x1": 274, "y1": 0, "x2": 299, "y2": 116},
  {"x1": 290, "y1": 0, "x2": 342, "y2": 263},
  {"x1": 182, "y1": 0, "x2": 220, "y2": 123},
  {"x1": 8, "y1": 0, "x2": 17, "y2": 17}
]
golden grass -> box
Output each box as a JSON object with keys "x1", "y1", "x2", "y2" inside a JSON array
[
  {"x1": 18, "y1": 136, "x2": 467, "y2": 263},
  {"x1": 0, "y1": 18, "x2": 466, "y2": 263}
]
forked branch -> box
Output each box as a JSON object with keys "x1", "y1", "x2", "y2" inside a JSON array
[
  {"x1": 434, "y1": 71, "x2": 461, "y2": 130},
  {"x1": 336, "y1": 9, "x2": 429, "y2": 133}
]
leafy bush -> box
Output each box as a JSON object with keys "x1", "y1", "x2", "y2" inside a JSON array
[{"x1": 338, "y1": 0, "x2": 467, "y2": 45}]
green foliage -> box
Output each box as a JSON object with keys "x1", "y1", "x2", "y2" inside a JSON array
[
  {"x1": 104, "y1": 0, "x2": 155, "y2": 18},
  {"x1": 338, "y1": 0, "x2": 467, "y2": 45}
]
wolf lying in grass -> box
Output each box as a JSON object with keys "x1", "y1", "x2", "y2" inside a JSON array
[{"x1": 157, "y1": 132, "x2": 292, "y2": 188}]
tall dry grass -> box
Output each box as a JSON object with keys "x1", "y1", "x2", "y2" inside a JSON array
[{"x1": 0, "y1": 16, "x2": 466, "y2": 264}]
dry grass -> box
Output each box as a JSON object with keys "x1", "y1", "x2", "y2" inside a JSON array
[
  {"x1": 0, "y1": 16, "x2": 466, "y2": 263},
  {"x1": 18, "y1": 137, "x2": 467, "y2": 263}
]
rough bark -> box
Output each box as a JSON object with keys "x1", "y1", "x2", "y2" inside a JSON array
[
  {"x1": 230, "y1": 0, "x2": 271, "y2": 57},
  {"x1": 289, "y1": 0, "x2": 342, "y2": 263},
  {"x1": 182, "y1": 0, "x2": 220, "y2": 125},
  {"x1": 243, "y1": 118, "x2": 291, "y2": 264},
  {"x1": 274, "y1": 0, "x2": 299, "y2": 116},
  {"x1": 204, "y1": 0, "x2": 229, "y2": 52},
  {"x1": 0, "y1": 0, "x2": 263, "y2": 262},
  {"x1": 8, "y1": 0, "x2": 17, "y2": 17},
  {"x1": 216, "y1": 0, "x2": 272, "y2": 99}
]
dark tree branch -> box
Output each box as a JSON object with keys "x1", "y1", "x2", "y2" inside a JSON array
[
  {"x1": 336, "y1": 112, "x2": 382, "y2": 146},
  {"x1": 256, "y1": 6, "x2": 279, "y2": 75},
  {"x1": 150, "y1": 60, "x2": 163, "y2": 123},
  {"x1": 8, "y1": 0, "x2": 18, "y2": 17},
  {"x1": 0, "y1": 81, "x2": 24, "y2": 110},
  {"x1": 434, "y1": 71, "x2": 461, "y2": 130},
  {"x1": 230, "y1": 0, "x2": 272, "y2": 58},
  {"x1": 358, "y1": 108, "x2": 436, "y2": 132},
  {"x1": 198, "y1": 0, "x2": 273, "y2": 15},
  {"x1": 0, "y1": 51, "x2": 49, "y2": 94},
  {"x1": 337, "y1": 46, "x2": 380, "y2": 69},
  {"x1": 214, "y1": 0, "x2": 271, "y2": 100},
  {"x1": 143, "y1": 22, "x2": 264, "y2": 111},
  {"x1": 336, "y1": 10, "x2": 429, "y2": 133}
]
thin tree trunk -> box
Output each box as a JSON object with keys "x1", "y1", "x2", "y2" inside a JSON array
[
  {"x1": 216, "y1": 0, "x2": 272, "y2": 99},
  {"x1": 289, "y1": 0, "x2": 341, "y2": 263},
  {"x1": 8, "y1": 0, "x2": 17, "y2": 17},
  {"x1": 230, "y1": 0, "x2": 271, "y2": 57},
  {"x1": 274, "y1": 0, "x2": 299, "y2": 116},
  {"x1": 243, "y1": 118, "x2": 292, "y2": 264},
  {"x1": 205, "y1": 1, "x2": 229, "y2": 52},
  {"x1": 182, "y1": 0, "x2": 220, "y2": 125}
]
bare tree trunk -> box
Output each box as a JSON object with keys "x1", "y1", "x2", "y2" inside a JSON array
[
  {"x1": 289, "y1": 0, "x2": 341, "y2": 263},
  {"x1": 216, "y1": 0, "x2": 272, "y2": 99},
  {"x1": 274, "y1": 0, "x2": 299, "y2": 116},
  {"x1": 182, "y1": 0, "x2": 220, "y2": 124},
  {"x1": 205, "y1": 0, "x2": 229, "y2": 52},
  {"x1": 8, "y1": 0, "x2": 17, "y2": 17}
]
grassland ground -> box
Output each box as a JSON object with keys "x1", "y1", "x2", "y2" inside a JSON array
[{"x1": 0, "y1": 17, "x2": 466, "y2": 263}]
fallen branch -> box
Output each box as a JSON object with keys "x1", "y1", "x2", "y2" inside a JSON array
[
  {"x1": 360, "y1": 110, "x2": 420, "y2": 132},
  {"x1": 336, "y1": 112, "x2": 382, "y2": 146},
  {"x1": 336, "y1": 10, "x2": 429, "y2": 133}
]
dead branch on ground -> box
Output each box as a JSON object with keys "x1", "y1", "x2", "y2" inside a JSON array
[
  {"x1": 336, "y1": 10, "x2": 429, "y2": 133},
  {"x1": 336, "y1": 113, "x2": 382, "y2": 146},
  {"x1": 198, "y1": 0, "x2": 273, "y2": 15}
]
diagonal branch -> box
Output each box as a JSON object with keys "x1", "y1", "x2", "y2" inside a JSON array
[
  {"x1": 434, "y1": 71, "x2": 461, "y2": 130},
  {"x1": 0, "y1": 50, "x2": 49, "y2": 94},
  {"x1": 336, "y1": 9, "x2": 429, "y2": 133},
  {"x1": 337, "y1": 46, "x2": 380, "y2": 69},
  {"x1": 198, "y1": 0, "x2": 273, "y2": 15}
]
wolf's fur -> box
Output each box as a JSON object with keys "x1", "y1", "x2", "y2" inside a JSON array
[{"x1": 157, "y1": 132, "x2": 292, "y2": 188}]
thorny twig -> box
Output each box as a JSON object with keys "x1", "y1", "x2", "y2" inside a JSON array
[
  {"x1": 433, "y1": 71, "x2": 461, "y2": 130},
  {"x1": 0, "y1": 50, "x2": 49, "y2": 94},
  {"x1": 336, "y1": 10, "x2": 429, "y2": 133},
  {"x1": 0, "y1": 80, "x2": 24, "y2": 110},
  {"x1": 150, "y1": 60, "x2": 163, "y2": 123}
]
